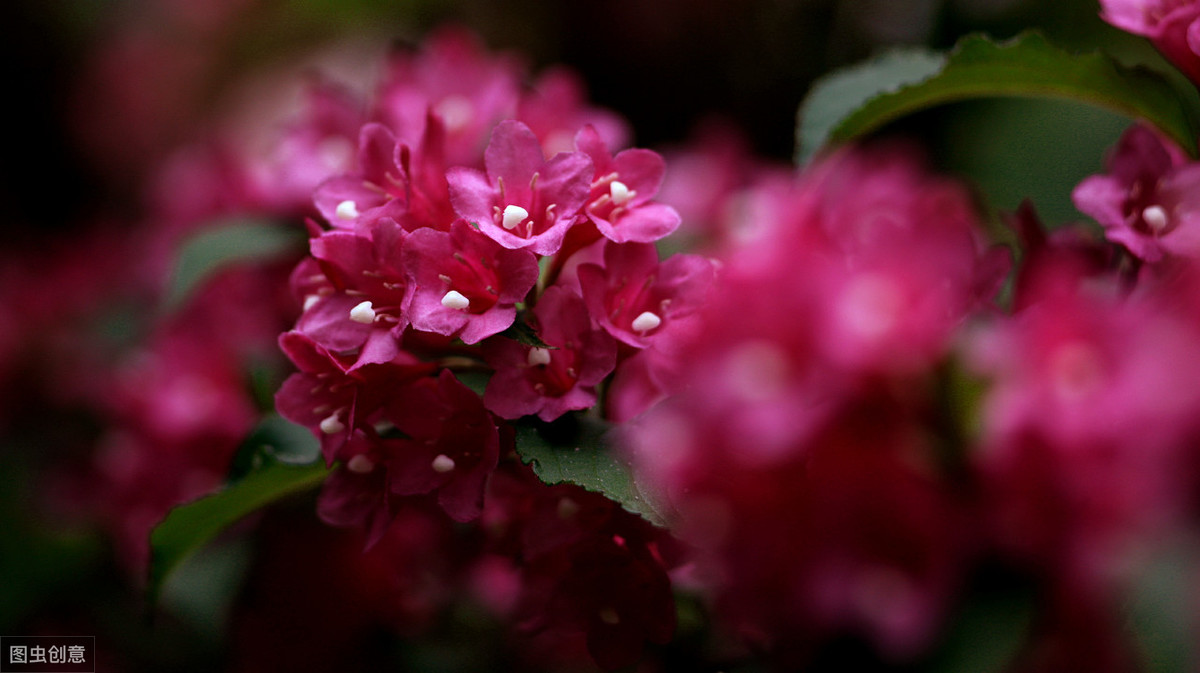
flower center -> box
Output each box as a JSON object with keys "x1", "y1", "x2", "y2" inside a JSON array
[
  {"x1": 502, "y1": 204, "x2": 529, "y2": 230},
  {"x1": 1142, "y1": 204, "x2": 1170, "y2": 233},
  {"x1": 335, "y1": 200, "x2": 360, "y2": 220},
  {"x1": 349, "y1": 300, "x2": 376, "y2": 324}
]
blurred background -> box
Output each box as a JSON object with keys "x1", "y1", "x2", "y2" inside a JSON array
[
  {"x1": 0, "y1": 0, "x2": 1181, "y2": 671},
  {"x1": 0, "y1": 0, "x2": 1172, "y2": 239}
]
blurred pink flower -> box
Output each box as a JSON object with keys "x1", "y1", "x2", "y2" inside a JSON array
[{"x1": 626, "y1": 145, "x2": 1001, "y2": 664}]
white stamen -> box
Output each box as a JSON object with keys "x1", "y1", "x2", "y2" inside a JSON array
[
  {"x1": 319, "y1": 413, "x2": 345, "y2": 435},
  {"x1": 502, "y1": 204, "x2": 529, "y2": 230},
  {"x1": 610, "y1": 180, "x2": 634, "y2": 206},
  {"x1": 349, "y1": 300, "x2": 376, "y2": 324},
  {"x1": 347, "y1": 454, "x2": 375, "y2": 474},
  {"x1": 303, "y1": 294, "x2": 320, "y2": 311},
  {"x1": 599, "y1": 608, "x2": 621, "y2": 625},
  {"x1": 1143, "y1": 205, "x2": 1169, "y2": 232},
  {"x1": 527, "y1": 347, "x2": 552, "y2": 367},
  {"x1": 335, "y1": 200, "x2": 360, "y2": 220},
  {"x1": 431, "y1": 454, "x2": 456, "y2": 473},
  {"x1": 441, "y1": 290, "x2": 470, "y2": 310},
  {"x1": 631, "y1": 311, "x2": 662, "y2": 332}
]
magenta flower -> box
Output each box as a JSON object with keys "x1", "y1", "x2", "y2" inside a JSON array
[
  {"x1": 379, "y1": 370, "x2": 500, "y2": 522},
  {"x1": 967, "y1": 264, "x2": 1200, "y2": 594},
  {"x1": 629, "y1": 393, "x2": 971, "y2": 666},
  {"x1": 577, "y1": 242, "x2": 714, "y2": 348},
  {"x1": 518, "y1": 68, "x2": 631, "y2": 156},
  {"x1": 312, "y1": 123, "x2": 412, "y2": 229},
  {"x1": 1073, "y1": 123, "x2": 1200, "y2": 262},
  {"x1": 482, "y1": 465, "x2": 679, "y2": 671},
  {"x1": 316, "y1": 432, "x2": 398, "y2": 547},
  {"x1": 295, "y1": 218, "x2": 411, "y2": 367},
  {"x1": 403, "y1": 220, "x2": 539, "y2": 344},
  {"x1": 575, "y1": 125, "x2": 682, "y2": 244},
  {"x1": 605, "y1": 315, "x2": 704, "y2": 422},
  {"x1": 246, "y1": 79, "x2": 364, "y2": 214},
  {"x1": 274, "y1": 330, "x2": 434, "y2": 464},
  {"x1": 620, "y1": 145, "x2": 1009, "y2": 664},
  {"x1": 373, "y1": 26, "x2": 522, "y2": 166},
  {"x1": 483, "y1": 286, "x2": 617, "y2": 421},
  {"x1": 313, "y1": 118, "x2": 456, "y2": 233},
  {"x1": 1100, "y1": 0, "x2": 1200, "y2": 84},
  {"x1": 447, "y1": 120, "x2": 594, "y2": 256}
]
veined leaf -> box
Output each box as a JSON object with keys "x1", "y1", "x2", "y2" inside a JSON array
[
  {"x1": 797, "y1": 31, "x2": 1199, "y2": 164},
  {"x1": 514, "y1": 415, "x2": 672, "y2": 528},
  {"x1": 166, "y1": 218, "x2": 303, "y2": 310}
]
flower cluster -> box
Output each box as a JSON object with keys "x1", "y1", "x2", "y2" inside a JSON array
[
  {"x1": 25, "y1": 7, "x2": 1200, "y2": 672},
  {"x1": 266, "y1": 28, "x2": 712, "y2": 668},
  {"x1": 629, "y1": 145, "x2": 1008, "y2": 666},
  {"x1": 623, "y1": 126, "x2": 1200, "y2": 670}
]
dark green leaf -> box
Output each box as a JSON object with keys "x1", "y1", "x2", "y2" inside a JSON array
[
  {"x1": 1128, "y1": 541, "x2": 1199, "y2": 673},
  {"x1": 797, "y1": 47, "x2": 945, "y2": 164},
  {"x1": 166, "y1": 218, "x2": 303, "y2": 310},
  {"x1": 929, "y1": 588, "x2": 1035, "y2": 673},
  {"x1": 453, "y1": 369, "x2": 492, "y2": 398},
  {"x1": 796, "y1": 31, "x2": 1199, "y2": 164},
  {"x1": 499, "y1": 316, "x2": 553, "y2": 350},
  {"x1": 228, "y1": 414, "x2": 323, "y2": 481},
  {"x1": 147, "y1": 458, "x2": 328, "y2": 607},
  {"x1": 514, "y1": 415, "x2": 672, "y2": 528}
]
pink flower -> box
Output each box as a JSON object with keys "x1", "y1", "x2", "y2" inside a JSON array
[
  {"x1": 574, "y1": 125, "x2": 682, "y2": 244},
  {"x1": 483, "y1": 464, "x2": 679, "y2": 671},
  {"x1": 967, "y1": 261, "x2": 1200, "y2": 593},
  {"x1": 312, "y1": 123, "x2": 415, "y2": 229},
  {"x1": 315, "y1": 432, "x2": 398, "y2": 547},
  {"x1": 447, "y1": 120, "x2": 594, "y2": 256},
  {"x1": 373, "y1": 26, "x2": 523, "y2": 166},
  {"x1": 378, "y1": 370, "x2": 500, "y2": 523},
  {"x1": 1003, "y1": 200, "x2": 1114, "y2": 312},
  {"x1": 483, "y1": 286, "x2": 617, "y2": 421},
  {"x1": 577, "y1": 241, "x2": 714, "y2": 349},
  {"x1": 244, "y1": 78, "x2": 365, "y2": 214},
  {"x1": 1073, "y1": 123, "x2": 1200, "y2": 262},
  {"x1": 295, "y1": 218, "x2": 410, "y2": 367},
  {"x1": 275, "y1": 330, "x2": 433, "y2": 463},
  {"x1": 518, "y1": 68, "x2": 631, "y2": 157},
  {"x1": 313, "y1": 118, "x2": 456, "y2": 233},
  {"x1": 623, "y1": 145, "x2": 1003, "y2": 663},
  {"x1": 403, "y1": 220, "x2": 539, "y2": 344},
  {"x1": 630, "y1": 394, "x2": 971, "y2": 666},
  {"x1": 605, "y1": 314, "x2": 704, "y2": 422},
  {"x1": 1100, "y1": 0, "x2": 1200, "y2": 84}
]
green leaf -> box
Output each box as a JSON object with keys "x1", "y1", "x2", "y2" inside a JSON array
[
  {"x1": 499, "y1": 315, "x2": 553, "y2": 350},
  {"x1": 227, "y1": 414, "x2": 323, "y2": 482},
  {"x1": 147, "y1": 457, "x2": 329, "y2": 607},
  {"x1": 165, "y1": 218, "x2": 303, "y2": 310},
  {"x1": 1128, "y1": 541, "x2": 1199, "y2": 673},
  {"x1": 929, "y1": 588, "x2": 1035, "y2": 673},
  {"x1": 796, "y1": 31, "x2": 1199, "y2": 164},
  {"x1": 514, "y1": 415, "x2": 672, "y2": 528}
]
